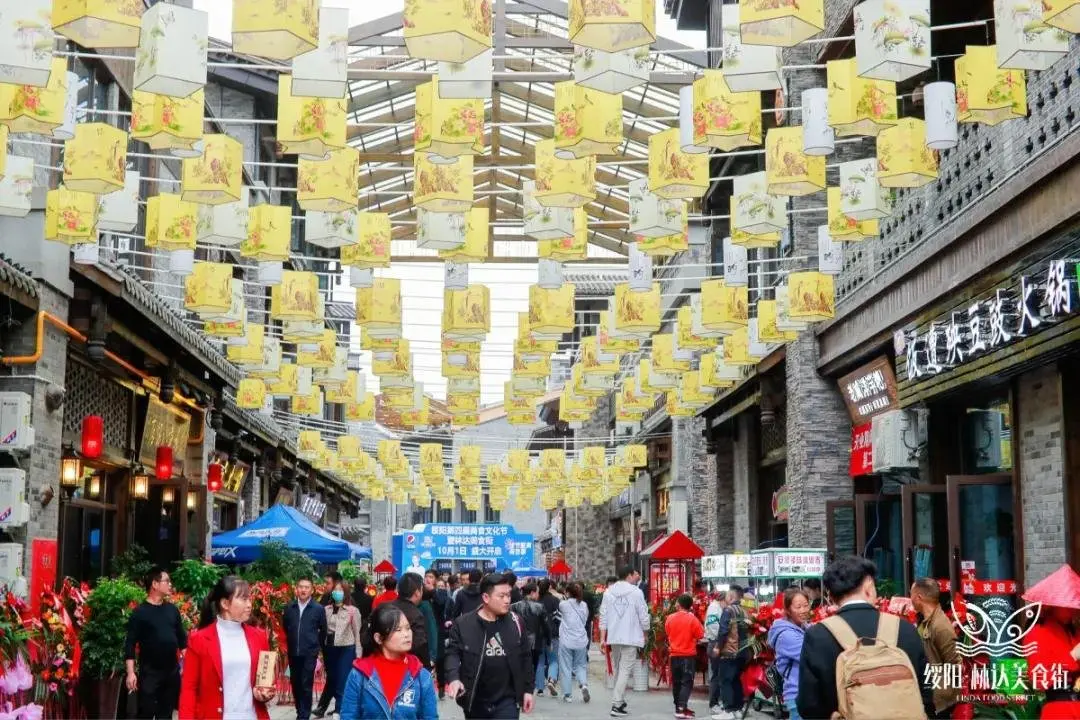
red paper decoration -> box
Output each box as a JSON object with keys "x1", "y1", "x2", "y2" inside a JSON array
[
  {"x1": 155, "y1": 446, "x2": 173, "y2": 480},
  {"x1": 207, "y1": 463, "x2": 223, "y2": 493},
  {"x1": 81, "y1": 415, "x2": 104, "y2": 459}
]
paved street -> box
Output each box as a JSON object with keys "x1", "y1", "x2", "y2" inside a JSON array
[{"x1": 268, "y1": 650, "x2": 776, "y2": 720}]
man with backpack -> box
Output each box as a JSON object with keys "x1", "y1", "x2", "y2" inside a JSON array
[{"x1": 797, "y1": 556, "x2": 933, "y2": 720}]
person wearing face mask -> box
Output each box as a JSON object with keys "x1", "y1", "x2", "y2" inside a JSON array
[
  {"x1": 318, "y1": 582, "x2": 363, "y2": 718},
  {"x1": 179, "y1": 576, "x2": 275, "y2": 720}
]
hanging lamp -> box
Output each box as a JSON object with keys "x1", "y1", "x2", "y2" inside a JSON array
[
  {"x1": 534, "y1": 138, "x2": 596, "y2": 208},
  {"x1": 692, "y1": 70, "x2": 763, "y2": 150},
  {"x1": 956, "y1": 46, "x2": 1027, "y2": 125},
  {"x1": 568, "y1": 0, "x2": 656, "y2": 53},
  {"x1": 231, "y1": 0, "x2": 318, "y2": 60},
  {"x1": 853, "y1": 0, "x2": 932, "y2": 82},
  {"x1": 297, "y1": 146, "x2": 360, "y2": 212},
  {"x1": 765, "y1": 126, "x2": 825, "y2": 196},
  {"x1": 182, "y1": 134, "x2": 242, "y2": 205}
]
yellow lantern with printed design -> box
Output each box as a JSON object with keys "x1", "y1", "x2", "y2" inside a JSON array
[
  {"x1": 297, "y1": 329, "x2": 336, "y2": 369},
  {"x1": 0, "y1": 58, "x2": 68, "y2": 135},
  {"x1": 442, "y1": 285, "x2": 491, "y2": 341},
  {"x1": 444, "y1": 349, "x2": 481, "y2": 379},
  {"x1": 420, "y1": 444, "x2": 443, "y2": 470},
  {"x1": 827, "y1": 187, "x2": 878, "y2": 241},
  {"x1": 270, "y1": 271, "x2": 319, "y2": 322},
  {"x1": 677, "y1": 305, "x2": 716, "y2": 351},
  {"x1": 652, "y1": 333, "x2": 690, "y2": 374},
  {"x1": 326, "y1": 371, "x2": 363, "y2": 404},
  {"x1": 52, "y1": 0, "x2": 144, "y2": 48},
  {"x1": 581, "y1": 336, "x2": 618, "y2": 377},
  {"x1": 184, "y1": 262, "x2": 233, "y2": 316},
  {"x1": 505, "y1": 382, "x2": 537, "y2": 418},
  {"x1": 679, "y1": 371, "x2": 714, "y2": 409},
  {"x1": 181, "y1": 134, "x2": 242, "y2": 205},
  {"x1": 757, "y1": 299, "x2": 798, "y2": 343},
  {"x1": 401, "y1": 398, "x2": 430, "y2": 429},
  {"x1": 414, "y1": 76, "x2": 484, "y2": 159},
  {"x1": 534, "y1": 139, "x2": 596, "y2": 208},
  {"x1": 146, "y1": 193, "x2": 197, "y2": 251},
  {"x1": 956, "y1": 45, "x2": 1027, "y2": 126},
  {"x1": 876, "y1": 118, "x2": 938, "y2": 188},
  {"x1": 345, "y1": 393, "x2": 375, "y2": 422},
  {"x1": 614, "y1": 282, "x2": 660, "y2": 338},
  {"x1": 403, "y1": 0, "x2": 491, "y2": 63},
  {"x1": 236, "y1": 378, "x2": 267, "y2": 410},
  {"x1": 414, "y1": 152, "x2": 474, "y2": 212},
  {"x1": 516, "y1": 312, "x2": 558, "y2": 359},
  {"x1": 356, "y1": 277, "x2": 402, "y2": 340},
  {"x1": 292, "y1": 388, "x2": 324, "y2": 417},
  {"x1": 448, "y1": 392, "x2": 479, "y2": 416},
  {"x1": 130, "y1": 89, "x2": 204, "y2": 156},
  {"x1": 666, "y1": 392, "x2": 695, "y2": 417},
  {"x1": 227, "y1": 324, "x2": 264, "y2": 366},
  {"x1": 700, "y1": 279, "x2": 749, "y2": 334},
  {"x1": 739, "y1": 0, "x2": 823, "y2": 46},
  {"x1": 722, "y1": 326, "x2": 757, "y2": 367},
  {"x1": 439, "y1": 208, "x2": 489, "y2": 262},
  {"x1": 232, "y1": 0, "x2": 318, "y2": 60},
  {"x1": 624, "y1": 444, "x2": 647, "y2": 468},
  {"x1": 528, "y1": 283, "x2": 576, "y2": 339},
  {"x1": 297, "y1": 430, "x2": 322, "y2": 460},
  {"x1": 45, "y1": 186, "x2": 99, "y2": 245},
  {"x1": 341, "y1": 212, "x2": 392, "y2": 269},
  {"x1": 512, "y1": 353, "x2": 552, "y2": 382},
  {"x1": 826, "y1": 58, "x2": 898, "y2": 137},
  {"x1": 730, "y1": 222, "x2": 781, "y2": 249},
  {"x1": 700, "y1": 352, "x2": 740, "y2": 390},
  {"x1": 459, "y1": 445, "x2": 482, "y2": 470},
  {"x1": 373, "y1": 339, "x2": 411, "y2": 378},
  {"x1": 539, "y1": 208, "x2": 589, "y2": 262},
  {"x1": 267, "y1": 363, "x2": 298, "y2": 397},
  {"x1": 618, "y1": 378, "x2": 654, "y2": 414},
  {"x1": 62, "y1": 123, "x2": 127, "y2": 195},
  {"x1": 553, "y1": 81, "x2": 623, "y2": 158},
  {"x1": 638, "y1": 224, "x2": 689, "y2": 257},
  {"x1": 339, "y1": 436, "x2": 364, "y2": 461},
  {"x1": 693, "y1": 70, "x2": 763, "y2": 150},
  {"x1": 788, "y1": 271, "x2": 835, "y2": 322},
  {"x1": 648, "y1": 127, "x2": 708, "y2": 199},
  {"x1": 766, "y1": 127, "x2": 825, "y2": 196},
  {"x1": 276, "y1": 75, "x2": 346, "y2": 160},
  {"x1": 1045, "y1": 0, "x2": 1080, "y2": 32},
  {"x1": 298, "y1": 146, "x2": 360, "y2": 212},
  {"x1": 568, "y1": 0, "x2": 656, "y2": 52},
  {"x1": 242, "y1": 203, "x2": 290, "y2": 262}
]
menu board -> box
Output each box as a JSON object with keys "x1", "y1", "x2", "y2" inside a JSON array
[
  {"x1": 749, "y1": 551, "x2": 773, "y2": 578},
  {"x1": 772, "y1": 550, "x2": 827, "y2": 578},
  {"x1": 726, "y1": 553, "x2": 750, "y2": 577},
  {"x1": 701, "y1": 555, "x2": 728, "y2": 578}
]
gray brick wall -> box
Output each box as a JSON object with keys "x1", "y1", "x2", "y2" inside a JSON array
[
  {"x1": 672, "y1": 415, "x2": 706, "y2": 536},
  {"x1": 561, "y1": 393, "x2": 616, "y2": 581},
  {"x1": 1017, "y1": 365, "x2": 1067, "y2": 588},
  {"x1": 714, "y1": 435, "x2": 735, "y2": 551},
  {"x1": 733, "y1": 413, "x2": 760, "y2": 550},
  {"x1": 690, "y1": 442, "x2": 720, "y2": 554}
]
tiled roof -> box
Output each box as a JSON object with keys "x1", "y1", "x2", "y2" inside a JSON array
[{"x1": 0, "y1": 254, "x2": 39, "y2": 300}]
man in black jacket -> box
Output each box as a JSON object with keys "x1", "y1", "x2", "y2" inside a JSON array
[
  {"x1": 452, "y1": 568, "x2": 485, "y2": 618},
  {"x1": 510, "y1": 581, "x2": 548, "y2": 677},
  {"x1": 123, "y1": 567, "x2": 187, "y2": 720},
  {"x1": 282, "y1": 576, "x2": 327, "y2": 720},
  {"x1": 392, "y1": 572, "x2": 431, "y2": 667},
  {"x1": 446, "y1": 573, "x2": 536, "y2": 719},
  {"x1": 797, "y1": 556, "x2": 934, "y2": 720}
]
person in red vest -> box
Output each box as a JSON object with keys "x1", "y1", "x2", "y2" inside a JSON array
[{"x1": 372, "y1": 576, "x2": 399, "y2": 610}]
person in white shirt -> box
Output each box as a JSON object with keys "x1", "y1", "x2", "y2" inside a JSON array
[{"x1": 599, "y1": 566, "x2": 650, "y2": 718}]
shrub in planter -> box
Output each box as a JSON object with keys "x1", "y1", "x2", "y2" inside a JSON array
[
  {"x1": 171, "y1": 559, "x2": 225, "y2": 605},
  {"x1": 81, "y1": 578, "x2": 146, "y2": 679}
]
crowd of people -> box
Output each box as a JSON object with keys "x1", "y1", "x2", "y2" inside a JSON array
[{"x1": 120, "y1": 555, "x2": 1080, "y2": 720}]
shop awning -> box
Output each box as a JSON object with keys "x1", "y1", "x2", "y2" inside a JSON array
[
  {"x1": 210, "y1": 504, "x2": 370, "y2": 564},
  {"x1": 641, "y1": 530, "x2": 705, "y2": 560},
  {"x1": 373, "y1": 559, "x2": 397, "y2": 574}
]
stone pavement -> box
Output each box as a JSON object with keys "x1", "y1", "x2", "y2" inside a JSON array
[{"x1": 268, "y1": 650, "x2": 777, "y2": 720}]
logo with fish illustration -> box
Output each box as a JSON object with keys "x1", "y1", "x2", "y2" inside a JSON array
[{"x1": 954, "y1": 601, "x2": 1040, "y2": 659}]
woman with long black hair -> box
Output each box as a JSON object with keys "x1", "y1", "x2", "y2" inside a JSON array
[
  {"x1": 339, "y1": 603, "x2": 439, "y2": 719},
  {"x1": 179, "y1": 576, "x2": 275, "y2": 720}
]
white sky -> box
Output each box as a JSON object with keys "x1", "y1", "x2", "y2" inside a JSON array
[{"x1": 193, "y1": 1, "x2": 705, "y2": 406}]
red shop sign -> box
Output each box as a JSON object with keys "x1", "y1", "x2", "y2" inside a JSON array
[
  {"x1": 937, "y1": 579, "x2": 1018, "y2": 595},
  {"x1": 30, "y1": 538, "x2": 57, "y2": 603},
  {"x1": 850, "y1": 423, "x2": 873, "y2": 476}
]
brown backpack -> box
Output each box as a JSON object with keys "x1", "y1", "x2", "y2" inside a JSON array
[{"x1": 821, "y1": 614, "x2": 927, "y2": 720}]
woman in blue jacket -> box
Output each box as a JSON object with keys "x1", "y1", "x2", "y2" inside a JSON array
[
  {"x1": 340, "y1": 603, "x2": 439, "y2": 720},
  {"x1": 766, "y1": 588, "x2": 811, "y2": 720}
]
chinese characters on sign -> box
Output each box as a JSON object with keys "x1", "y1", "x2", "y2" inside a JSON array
[
  {"x1": 726, "y1": 554, "x2": 751, "y2": 577},
  {"x1": 901, "y1": 260, "x2": 1078, "y2": 382},
  {"x1": 837, "y1": 356, "x2": 899, "y2": 424},
  {"x1": 398, "y1": 523, "x2": 533, "y2": 564},
  {"x1": 771, "y1": 551, "x2": 827, "y2": 578},
  {"x1": 924, "y1": 661, "x2": 1071, "y2": 705},
  {"x1": 850, "y1": 423, "x2": 873, "y2": 476},
  {"x1": 749, "y1": 551, "x2": 772, "y2": 578}
]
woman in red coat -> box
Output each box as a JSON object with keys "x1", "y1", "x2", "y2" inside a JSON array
[
  {"x1": 179, "y1": 576, "x2": 276, "y2": 720},
  {"x1": 1024, "y1": 566, "x2": 1080, "y2": 720}
]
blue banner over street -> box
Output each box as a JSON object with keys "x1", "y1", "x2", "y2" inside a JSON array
[{"x1": 392, "y1": 523, "x2": 535, "y2": 572}]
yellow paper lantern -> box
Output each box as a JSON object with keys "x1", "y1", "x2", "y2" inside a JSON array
[
  {"x1": 568, "y1": 0, "x2": 656, "y2": 52},
  {"x1": 236, "y1": 378, "x2": 267, "y2": 410},
  {"x1": 232, "y1": 0, "x2": 318, "y2": 60},
  {"x1": 181, "y1": 134, "x2": 242, "y2": 205},
  {"x1": 403, "y1": 0, "x2": 491, "y2": 63},
  {"x1": 276, "y1": 75, "x2": 346, "y2": 160},
  {"x1": 677, "y1": 305, "x2": 716, "y2": 351},
  {"x1": 640, "y1": 358, "x2": 677, "y2": 393},
  {"x1": 528, "y1": 283, "x2": 576, "y2": 338},
  {"x1": 757, "y1": 299, "x2": 798, "y2": 343},
  {"x1": 679, "y1": 371, "x2": 714, "y2": 409},
  {"x1": 700, "y1": 352, "x2": 739, "y2": 390},
  {"x1": 699, "y1": 279, "x2": 749, "y2": 334},
  {"x1": 739, "y1": 0, "x2": 824, "y2": 47},
  {"x1": 729, "y1": 224, "x2": 781, "y2": 249},
  {"x1": 356, "y1": 277, "x2": 402, "y2": 339},
  {"x1": 539, "y1": 208, "x2": 589, "y2": 262},
  {"x1": 876, "y1": 118, "x2": 938, "y2": 188},
  {"x1": 443, "y1": 348, "x2": 481, "y2": 379},
  {"x1": 638, "y1": 224, "x2": 689, "y2": 257},
  {"x1": 560, "y1": 385, "x2": 594, "y2": 423},
  {"x1": 267, "y1": 363, "x2": 298, "y2": 397},
  {"x1": 0, "y1": 58, "x2": 68, "y2": 135},
  {"x1": 130, "y1": 89, "x2": 204, "y2": 156},
  {"x1": 227, "y1": 324, "x2": 264, "y2": 366},
  {"x1": 534, "y1": 138, "x2": 596, "y2": 208},
  {"x1": 516, "y1": 312, "x2": 557, "y2": 359},
  {"x1": 553, "y1": 81, "x2": 623, "y2": 158},
  {"x1": 1045, "y1": 0, "x2": 1080, "y2": 32},
  {"x1": 826, "y1": 187, "x2": 878, "y2": 241},
  {"x1": 292, "y1": 388, "x2": 324, "y2": 417},
  {"x1": 580, "y1": 336, "x2": 618, "y2": 377},
  {"x1": 413, "y1": 152, "x2": 474, "y2": 212},
  {"x1": 62, "y1": 123, "x2": 127, "y2": 195},
  {"x1": 401, "y1": 398, "x2": 431, "y2": 428},
  {"x1": 298, "y1": 146, "x2": 360, "y2": 212},
  {"x1": 665, "y1": 392, "x2": 695, "y2": 417},
  {"x1": 599, "y1": 311, "x2": 639, "y2": 355},
  {"x1": 414, "y1": 76, "x2": 484, "y2": 160},
  {"x1": 766, "y1": 127, "x2": 825, "y2": 196},
  {"x1": 45, "y1": 186, "x2": 98, "y2": 245},
  {"x1": 614, "y1": 282, "x2": 661, "y2": 338},
  {"x1": 270, "y1": 270, "x2": 319, "y2": 322},
  {"x1": 448, "y1": 392, "x2": 480, "y2": 415},
  {"x1": 512, "y1": 353, "x2": 551, "y2": 380},
  {"x1": 826, "y1": 58, "x2": 898, "y2": 137},
  {"x1": 297, "y1": 430, "x2": 322, "y2": 460},
  {"x1": 53, "y1": 0, "x2": 143, "y2": 49},
  {"x1": 442, "y1": 285, "x2": 490, "y2": 341},
  {"x1": 721, "y1": 326, "x2": 756, "y2": 367},
  {"x1": 341, "y1": 212, "x2": 392, "y2": 269},
  {"x1": 242, "y1": 204, "x2": 291, "y2": 261},
  {"x1": 693, "y1": 70, "x2": 763, "y2": 150},
  {"x1": 648, "y1": 127, "x2": 708, "y2": 200},
  {"x1": 956, "y1": 46, "x2": 1027, "y2": 126},
  {"x1": 183, "y1": 262, "x2": 233, "y2": 315},
  {"x1": 438, "y1": 208, "x2": 489, "y2": 262},
  {"x1": 345, "y1": 393, "x2": 375, "y2": 422},
  {"x1": 787, "y1": 270, "x2": 835, "y2": 322},
  {"x1": 297, "y1": 329, "x2": 336, "y2": 369},
  {"x1": 372, "y1": 339, "x2": 411, "y2": 377},
  {"x1": 146, "y1": 193, "x2": 198, "y2": 249}
]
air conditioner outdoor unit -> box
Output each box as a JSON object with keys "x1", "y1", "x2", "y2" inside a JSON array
[
  {"x1": 0, "y1": 544, "x2": 23, "y2": 587},
  {"x1": 0, "y1": 393, "x2": 34, "y2": 452},
  {"x1": 0, "y1": 469, "x2": 29, "y2": 528},
  {"x1": 871, "y1": 409, "x2": 922, "y2": 472}
]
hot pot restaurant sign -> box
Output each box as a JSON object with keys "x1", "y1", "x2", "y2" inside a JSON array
[{"x1": 897, "y1": 259, "x2": 1078, "y2": 383}]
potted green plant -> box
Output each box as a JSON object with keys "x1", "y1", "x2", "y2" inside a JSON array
[
  {"x1": 171, "y1": 558, "x2": 225, "y2": 605},
  {"x1": 80, "y1": 577, "x2": 145, "y2": 719}
]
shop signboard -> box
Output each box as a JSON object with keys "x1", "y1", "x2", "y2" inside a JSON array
[
  {"x1": 394, "y1": 523, "x2": 534, "y2": 569},
  {"x1": 726, "y1": 553, "x2": 750, "y2": 577},
  {"x1": 772, "y1": 549, "x2": 827, "y2": 578},
  {"x1": 771, "y1": 487, "x2": 790, "y2": 521},
  {"x1": 749, "y1": 550, "x2": 773, "y2": 578},
  {"x1": 850, "y1": 422, "x2": 873, "y2": 476},
  {"x1": 701, "y1": 554, "x2": 729, "y2": 578},
  {"x1": 837, "y1": 356, "x2": 899, "y2": 424},
  {"x1": 897, "y1": 258, "x2": 1079, "y2": 383}
]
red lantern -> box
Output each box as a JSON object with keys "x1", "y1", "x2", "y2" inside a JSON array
[
  {"x1": 155, "y1": 446, "x2": 173, "y2": 480},
  {"x1": 81, "y1": 415, "x2": 103, "y2": 459},
  {"x1": 207, "y1": 463, "x2": 223, "y2": 493}
]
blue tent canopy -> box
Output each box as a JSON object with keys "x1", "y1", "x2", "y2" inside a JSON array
[
  {"x1": 211, "y1": 504, "x2": 371, "y2": 564},
  {"x1": 505, "y1": 566, "x2": 547, "y2": 578}
]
